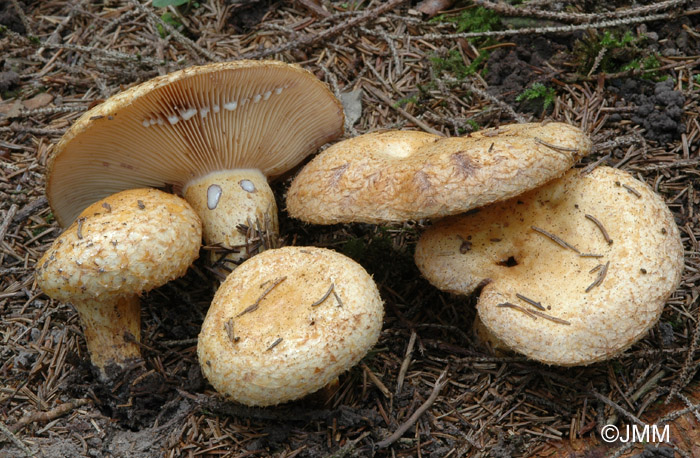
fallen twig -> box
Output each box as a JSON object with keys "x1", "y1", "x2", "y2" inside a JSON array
[
  {"x1": 396, "y1": 14, "x2": 672, "y2": 41},
  {"x1": 395, "y1": 331, "x2": 417, "y2": 395},
  {"x1": 322, "y1": 431, "x2": 371, "y2": 458},
  {"x1": 9, "y1": 398, "x2": 92, "y2": 434},
  {"x1": 129, "y1": 0, "x2": 219, "y2": 63},
  {"x1": 0, "y1": 205, "x2": 18, "y2": 243},
  {"x1": 240, "y1": 0, "x2": 409, "y2": 60},
  {"x1": 377, "y1": 368, "x2": 449, "y2": 448},
  {"x1": 366, "y1": 85, "x2": 444, "y2": 136}
]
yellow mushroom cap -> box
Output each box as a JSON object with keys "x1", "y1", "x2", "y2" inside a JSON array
[
  {"x1": 46, "y1": 60, "x2": 344, "y2": 227},
  {"x1": 415, "y1": 167, "x2": 683, "y2": 365},
  {"x1": 287, "y1": 122, "x2": 592, "y2": 224},
  {"x1": 197, "y1": 246, "x2": 384, "y2": 406},
  {"x1": 36, "y1": 188, "x2": 202, "y2": 302}
]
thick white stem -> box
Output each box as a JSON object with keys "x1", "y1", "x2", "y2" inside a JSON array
[
  {"x1": 73, "y1": 294, "x2": 141, "y2": 380},
  {"x1": 183, "y1": 169, "x2": 279, "y2": 267}
]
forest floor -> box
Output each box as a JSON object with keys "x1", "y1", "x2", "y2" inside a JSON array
[{"x1": 1, "y1": 0, "x2": 700, "y2": 457}]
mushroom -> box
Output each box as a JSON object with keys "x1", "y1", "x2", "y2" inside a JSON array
[
  {"x1": 197, "y1": 246, "x2": 384, "y2": 406},
  {"x1": 415, "y1": 167, "x2": 684, "y2": 365},
  {"x1": 35, "y1": 188, "x2": 202, "y2": 379},
  {"x1": 46, "y1": 60, "x2": 344, "y2": 267},
  {"x1": 287, "y1": 122, "x2": 591, "y2": 224}
]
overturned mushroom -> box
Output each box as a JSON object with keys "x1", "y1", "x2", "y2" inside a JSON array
[
  {"x1": 287, "y1": 122, "x2": 591, "y2": 224},
  {"x1": 197, "y1": 246, "x2": 384, "y2": 406},
  {"x1": 36, "y1": 188, "x2": 202, "y2": 379},
  {"x1": 46, "y1": 60, "x2": 344, "y2": 267},
  {"x1": 415, "y1": 167, "x2": 684, "y2": 365}
]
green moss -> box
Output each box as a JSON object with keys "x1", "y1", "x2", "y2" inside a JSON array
[
  {"x1": 516, "y1": 83, "x2": 556, "y2": 111},
  {"x1": 2, "y1": 89, "x2": 21, "y2": 99},
  {"x1": 466, "y1": 119, "x2": 480, "y2": 132},
  {"x1": 153, "y1": 0, "x2": 200, "y2": 37},
  {"x1": 153, "y1": 0, "x2": 190, "y2": 6},
  {"x1": 432, "y1": 6, "x2": 501, "y2": 36},
  {"x1": 157, "y1": 12, "x2": 184, "y2": 37},
  {"x1": 430, "y1": 48, "x2": 489, "y2": 81},
  {"x1": 574, "y1": 30, "x2": 653, "y2": 76},
  {"x1": 394, "y1": 95, "x2": 419, "y2": 108},
  {"x1": 599, "y1": 30, "x2": 635, "y2": 48},
  {"x1": 428, "y1": 6, "x2": 498, "y2": 82}
]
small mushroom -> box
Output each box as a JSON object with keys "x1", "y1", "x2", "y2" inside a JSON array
[
  {"x1": 287, "y1": 122, "x2": 591, "y2": 224},
  {"x1": 197, "y1": 246, "x2": 384, "y2": 406},
  {"x1": 46, "y1": 60, "x2": 344, "y2": 267},
  {"x1": 415, "y1": 167, "x2": 684, "y2": 365},
  {"x1": 36, "y1": 188, "x2": 202, "y2": 379}
]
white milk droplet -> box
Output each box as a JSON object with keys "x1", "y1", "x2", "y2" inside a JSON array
[
  {"x1": 263, "y1": 91, "x2": 272, "y2": 100},
  {"x1": 253, "y1": 94, "x2": 262, "y2": 103},
  {"x1": 200, "y1": 107, "x2": 210, "y2": 118},
  {"x1": 181, "y1": 108, "x2": 197, "y2": 121},
  {"x1": 207, "y1": 184, "x2": 223, "y2": 210},
  {"x1": 224, "y1": 101, "x2": 238, "y2": 111},
  {"x1": 142, "y1": 120, "x2": 150, "y2": 127},
  {"x1": 213, "y1": 104, "x2": 220, "y2": 113},
  {"x1": 167, "y1": 114, "x2": 179, "y2": 125},
  {"x1": 275, "y1": 87, "x2": 283, "y2": 95},
  {"x1": 240, "y1": 180, "x2": 256, "y2": 193}
]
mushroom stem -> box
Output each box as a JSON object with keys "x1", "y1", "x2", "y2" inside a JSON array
[
  {"x1": 72, "y1": 294, "x2": 142, "y2": 380},
  {"x1": 183, "y1": 169, "x2": 279, "y2": 267}
]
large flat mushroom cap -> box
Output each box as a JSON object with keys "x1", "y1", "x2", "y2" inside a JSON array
[
  {"x1": 36, "y1": 188, "x2": 202, "y2": 302},
  {"x1": 47, "y1": 60, "x2": 344, "y2": 227},
  {"x1": 287, "y1": 122, "x2": 591, "y2": 224},
  {"x1": 415, "y1": 167, "x2": 683, "y2": 365},
  {"x1": 197, "y1": 246, "x2": 384, "y2": 406}
]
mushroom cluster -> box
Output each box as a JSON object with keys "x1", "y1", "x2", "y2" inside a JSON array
[
  {"x1": 36, "y1": 60, "x2": 348, "y2": 382},
  {"x1": 36, "y1": 54, "x2": 683, "y2": 404},
  {"x1": 286, "y1": 122, "x2": 683, "y2": 366}
]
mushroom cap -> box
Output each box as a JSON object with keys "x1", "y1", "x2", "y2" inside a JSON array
[
  {"x1": 415, "y1": 167, "x2": 683, "y2": 365},
  {"x1": 36, "y1": 188, "x2": 202, "y2": 303},
  {"x1": 47, "y1": 60, "x2": 345, "y2": 227},
  {"x1": 197, "y1": 246, "x2": 384, "y2": 406},
  {"x1": 286, "y1": 122, "x2": 591, "y2": 224}
]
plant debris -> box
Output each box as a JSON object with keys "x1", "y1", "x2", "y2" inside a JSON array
[{"x1": 1, "y1": 0, "x2": 699, "y2": 456}]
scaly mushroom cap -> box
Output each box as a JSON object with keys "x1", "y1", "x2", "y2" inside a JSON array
[
  {"x1": 47, "y1": 60, "x2": 345, "y2": 227},
  {"x1": 287, "y1": 122, "x2": 591, "y2": 224},
  {"x1": 198, "y1": 246, "x2": 384, "y2": 406},
  {"x1": 415, "y1": 167, "x2": 683, "y2": 365},
  {"x1": 36, "y1": 188, "x2": 202, "y2": 302}
]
